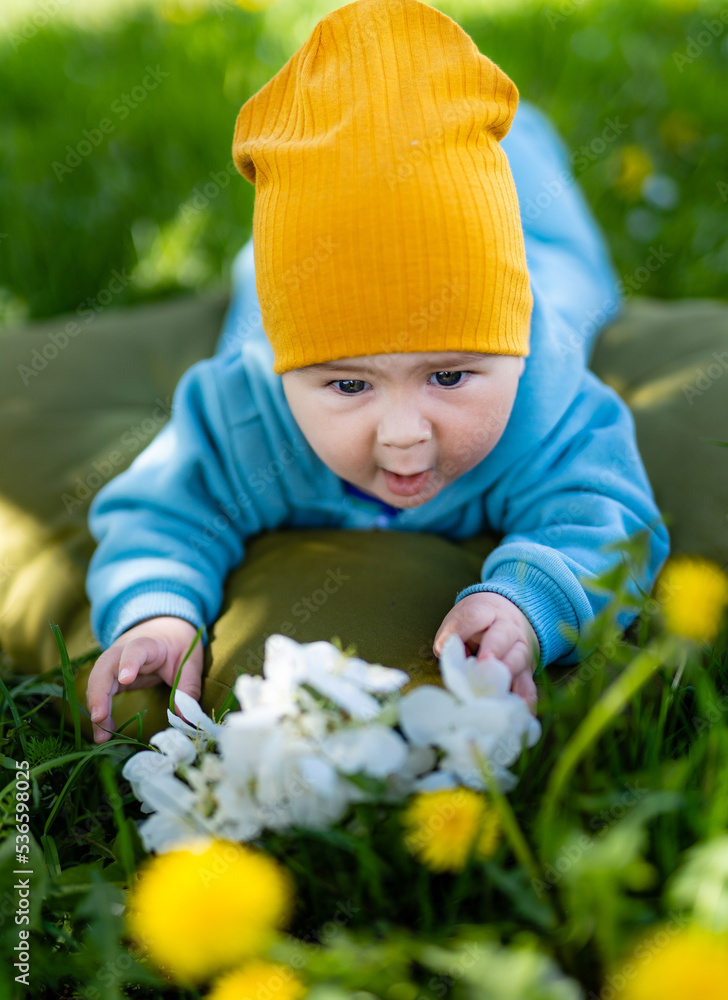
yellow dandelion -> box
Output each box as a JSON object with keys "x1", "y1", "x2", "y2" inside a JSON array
[
  {"x1": 401, "y1": 788, "x2": 501, "y2": 873},
  {"x1": 657, "y1": 555, "x2": 728, "y2": 644},
  {"x1": 611, "y1": 925, "x2": 728, "y2": 999},
  {"x1": 612, "y1": 145, "x2": 652, "y2": 199},
  {"x1": 207, "y1": 960, "x2": 307, "y2": 1000},
  {"x1": 126, "y1": 838, "x2": 294, "y2": 983}
]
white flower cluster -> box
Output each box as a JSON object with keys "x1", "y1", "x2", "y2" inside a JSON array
[{"x1": 122, "y1": 634, "x2": 541, "y2": 853}]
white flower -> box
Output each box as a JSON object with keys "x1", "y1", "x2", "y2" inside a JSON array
[
  {"x1": 122, "y1": 730, "x2": 198, "y2": 814},
  {"x1": 398, "y1": 634, "x2": 541, "y2": 790},
  {"x1": 253, "y1": 722, "x2": 354, "y2": 830},
  {"x1": 149, "y1": 727, "x2": 198, "y2": 766},
  {"x1": 122, "y1": 634, "x2": 540, "y2": 851},
  {"x1": 320, "y1": 723, "x2": 409, "y2": 778},
  {"x1": 167, "y1": 689, "x2": 224, "y2": 746},
  {"x1": 248, "y1": 634, "x2": 410, "y2": 722},
  {"x1": 121, "y1": 731, "x2": 218, "y2": 852},
  {"x1": 440, "y1": 634, "x2": 513, "y2": 700}
]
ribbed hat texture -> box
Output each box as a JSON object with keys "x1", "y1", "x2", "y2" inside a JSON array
[{"x1": 232, "y1": 0, "x2": 533, "y2": 375}]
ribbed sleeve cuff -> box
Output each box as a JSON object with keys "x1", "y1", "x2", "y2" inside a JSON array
[
  {"x1": 97, "y1": 583, "x2": 208, "y2": 650},
  {"x1": 455, "y1": 561, "x2": 581, "y2": 672}
]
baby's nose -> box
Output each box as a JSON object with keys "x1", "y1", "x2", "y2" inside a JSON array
[{"x1": 377, "y1": 409, "x2": 432, "y2": 448}]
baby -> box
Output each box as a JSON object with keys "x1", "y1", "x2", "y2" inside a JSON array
[{"x1": 85, "y1": 0, "x2": 670, "y2": 744}]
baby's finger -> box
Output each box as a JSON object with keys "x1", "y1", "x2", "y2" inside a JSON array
[
  {"x1": 433, "y1": 603, "x2": 496, "y2": 657},
  {"x1": 512, "y1": 669, "x2": 538, "y2": 714},
  {"x1": 476, "y1": 619, "x2": 519, "y2": 662},
  {"x1": 117, "y1": 636, "x2": 167, "y2": 686},
  {"x1": 87, "y1": 638, "x2": 166, "y2": 744},
  {"x1": 86, "y1": 650, "x2": 122, "y2": 742}
]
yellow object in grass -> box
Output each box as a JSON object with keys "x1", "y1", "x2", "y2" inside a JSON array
[
  {"x1": 207, "y1": 960, "x2": 307, "y2": 1000},
  {"x1": 126, "y1": 838, "x2": 293, "y2": 983},
  {"x1": 612, "y1": 925, "x2": 728, "y2": 999},
  {"x1": 401, "y1": 788, "x2": 501, "y2": 873},
  {"x1": 657, "y1": 555, "x2": 728, "y2": 644}
]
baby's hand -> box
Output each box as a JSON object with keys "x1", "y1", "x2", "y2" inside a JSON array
[
  {"x1": 432, "y1": 592, "x2": 540, "y2": 712},
  {"x1": 86, "y1": 616, "x2": 204, "y2": 744}
]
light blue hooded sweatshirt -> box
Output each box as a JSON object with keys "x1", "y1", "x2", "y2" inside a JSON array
[{"x1": 86, "y1": 101, "x2": 670, "y2": 670}]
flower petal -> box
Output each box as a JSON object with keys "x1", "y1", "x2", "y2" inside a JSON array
[
  {"x1": 149, "y1": 728, "x2": 198, "y2": 766},
  {"x1": 322, "y1": 725, "x2": 409, "y2": 778},
  {"x1": 172, "y1": 690, "x2": 223, "y2": 739},
  {"x1": 399, "y1": 685, "x2": 457, "y2": 745},
  {"x1": 465, "y1": 656, "x2": 512, "y2": 698},
  {"x1": 305, "y1": 670, "x2": 382, "y2": 721},
  {"x1": 413, "y1": 770, "x2": 459, "y2": 792},
  {"x1": 438, "y1": 634, "x2": 473, "y2": 702}
]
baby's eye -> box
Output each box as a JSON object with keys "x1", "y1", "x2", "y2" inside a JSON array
[
  {"x1": 430, "y1": 370, "x2": 467, "y2": 387},
  {"x1": 330, "y1": 379, "x2": 369, "y2": 394}
]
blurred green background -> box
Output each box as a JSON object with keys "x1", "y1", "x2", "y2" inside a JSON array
[{"x1": 0, "y1": 0, "x2": 726, "y2": 329}]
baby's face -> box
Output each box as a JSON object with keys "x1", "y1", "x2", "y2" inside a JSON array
[{"x1": 281, "y1": 351, "x2": 525, "y2": 508}]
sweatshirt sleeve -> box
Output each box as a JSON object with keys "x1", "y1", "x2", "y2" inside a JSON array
[
  {"x1": 86, "y1": 354, "x2": 273, "y2": 649},
  {"x1": 455, "y1": 372, "x2": 670, "y2": 671}
]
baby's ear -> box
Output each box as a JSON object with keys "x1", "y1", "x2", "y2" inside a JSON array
[{"x1": 518, "y1": 357, "x2": 526, "y2": 377}]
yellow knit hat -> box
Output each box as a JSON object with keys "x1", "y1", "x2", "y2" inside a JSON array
[{"x1": 232, "y1": 0, "x2": 533, "y2": 375}]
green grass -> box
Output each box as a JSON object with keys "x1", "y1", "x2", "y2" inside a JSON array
[
  {"x1": 0, "y1": 0, "x2": 727, "y2": 328},
  {"x1": 1, "y1": 545, "x2": 728, "y2": 998}
]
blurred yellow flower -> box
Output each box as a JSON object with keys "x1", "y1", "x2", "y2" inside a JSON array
[
  {"x1": 207, "y1": 960, "x2": 307, "y2": 1000},
  {"x1": 126, "y1": 838, "x2": 294, "y2": 982},
  {"x1": 658, "y1": 555, "x2": 728, "y2": 644},
  {"x1": 613, "y1": 925, "x2": 728, "y2": 999},
  {"x1": 401, "y1": 788, "x2": 501, "y2": 873},
  {"x1": 613, "y1": 145, "x2": 653, "y2": 199}
]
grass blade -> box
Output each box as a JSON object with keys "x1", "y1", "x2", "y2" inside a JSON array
[
  {"x1": 540, "y1": 638, "x2": 669, "y2": 837},
  {"x1": 50, "y1": 622, "x2": 81, "y2": 751}
]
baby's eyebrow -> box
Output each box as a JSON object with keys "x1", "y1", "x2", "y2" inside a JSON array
[{"x1": 303, "y1": 353, "x2": 490, "y2": 375}]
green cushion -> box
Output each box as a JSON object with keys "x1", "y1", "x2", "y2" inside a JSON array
[{"x1": 1, "y1": 292, "x2": 726, "y2": 742}]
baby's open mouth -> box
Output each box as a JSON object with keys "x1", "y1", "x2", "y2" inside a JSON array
[{"x1": 381, "y1": 468, "x2": 431, "y2": 497}]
